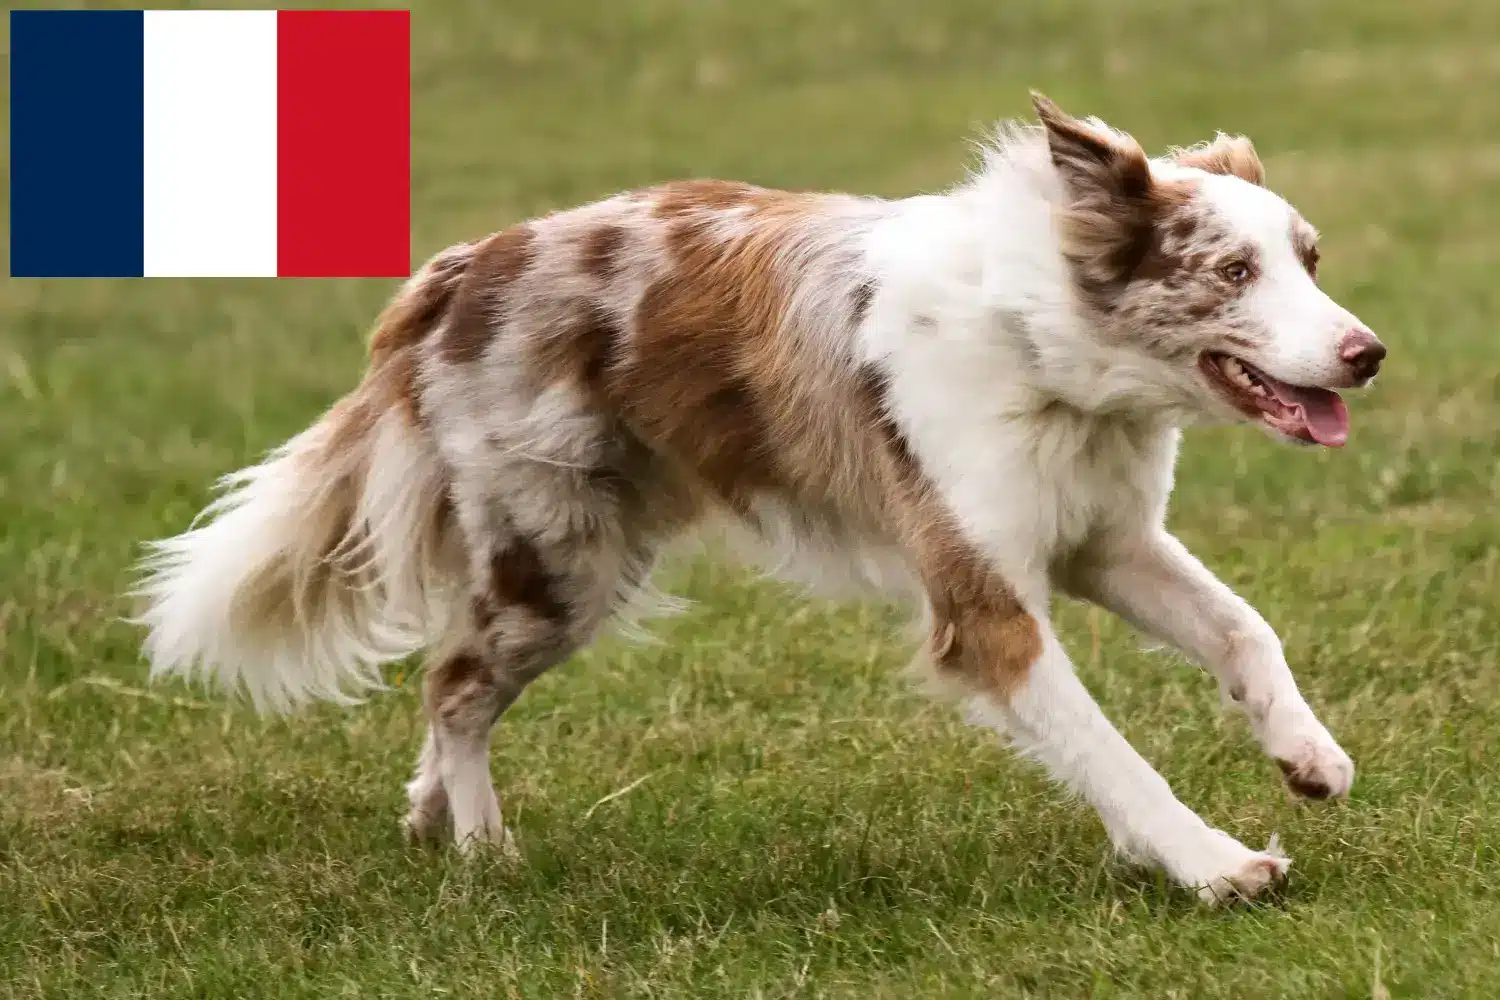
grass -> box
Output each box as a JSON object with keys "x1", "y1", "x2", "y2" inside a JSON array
[{"x1": 3, "y1": 0, "x2": 1500, "y2": 995}]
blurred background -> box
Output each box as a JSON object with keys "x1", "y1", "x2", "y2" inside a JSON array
[{"x1": 2, "y1": 2, "x2": 1498, "y2": 997}]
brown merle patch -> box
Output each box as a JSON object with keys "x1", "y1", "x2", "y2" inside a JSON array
[
  {"x1": 488, "y1": 540, "x2": 567, "y2": 623},
  {"x1": 1132, "y1": 240, "x2": 1188, "y2": 282},
  {"x1": 625, "y1": 264, "x2": 784, "y2": 503},
  {"x1": 425, "y1": 650, "x2": 494, "y2": 716},
  {"x1": 911, "y1": 497, "x2": 1043, "y2": 694},
  {"x1": 528, "y1": 301, "x2": 623, "y2": 394},
  {"x1": 581, "y1": 224, "x2": 627, "y2": 283},
  {"x1": 369, "y1": 242, "x2": 474, "y2": 364},
  {"x1": 606, "y1": 189, "x2": 830, "y2": 507},
  {"x1": 440, "y1": 224, "x2": 538, "y2": 365}
]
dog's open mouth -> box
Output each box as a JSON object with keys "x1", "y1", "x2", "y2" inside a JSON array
[{"x1": 1199, "y1": 353, "x2": 1349, "y2": 447}]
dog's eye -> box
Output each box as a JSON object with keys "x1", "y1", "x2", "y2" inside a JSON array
[{"x1": 1220, "y1": 260, "x2": 1251, "y2": 283}]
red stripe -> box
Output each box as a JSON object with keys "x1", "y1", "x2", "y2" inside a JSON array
[{"x1": 277, "y1": 10, "x2": 409, "y2": 278}]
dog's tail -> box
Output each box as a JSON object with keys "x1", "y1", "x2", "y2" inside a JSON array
[{"x1": 134, "y1": 245, "x2": 475, "y2": 712}]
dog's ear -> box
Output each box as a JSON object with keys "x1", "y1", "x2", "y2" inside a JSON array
[
  {"x1": 1031, "y1": 91, "x2": 1153, "y2": 206},
  {"x1": 1174, "y1": 134, "x2": 1265, "y2": 186},
  {"x1": 1032, "y1": 92, "x2": 1176, "y2": 309}
]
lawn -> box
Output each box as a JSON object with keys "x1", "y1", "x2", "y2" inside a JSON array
[{"x1": 3, "y1": 0, "x2": 1500, "y2": 996}]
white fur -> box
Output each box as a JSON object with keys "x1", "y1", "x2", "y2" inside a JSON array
[
  {"x1": 852, "y1": 126, "x2": 1359, "y2": 899},
  {"x1": 135, "y1": 403, "x2": 458, "y2": 712},
  {"x1": 1197, "y1": 175, "x2": 1366, "y2": 387}
]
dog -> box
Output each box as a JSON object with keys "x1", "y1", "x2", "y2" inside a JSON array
[{"x1": 136, "y1": 93, "x2": 1385, "y2": 903}]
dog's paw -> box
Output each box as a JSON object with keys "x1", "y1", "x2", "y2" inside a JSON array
[
  {"x1": 1194, "y1": 851, "x2": 1289, "y2": 905},
  {"x1": 454, "y1": 824, "x2": 521, "y2": 860},
  {"x1": 1192, "y1": 835, "x2": 1290, "y2": 905},
  {"x1": 1275, "y1": 739, "x2": 1355, "y2": 800},
  {"x1": 403, "y1": 777, "x2": 451, "y2": 843},
  {"x1": 402, "y1": 803, "x2": 449, "y2": 844},
  {"x1": 1260, "y1": 705, "x2": 1355, "y2": 800},
  {"x1": 1167, "y1": 830, "x2": 1290, "y2": 905}
]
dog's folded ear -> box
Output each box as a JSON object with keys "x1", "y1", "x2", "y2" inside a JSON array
[
  {"x1": 1173, "y1": 134, "x2": 1265, "y2": 186},
  {"x1": 1031, "y1": 91, "x2": 1153, "y2": 207},
  {"x1": 1031, "y1": 91, "x2": 1178, "y2": 309}
]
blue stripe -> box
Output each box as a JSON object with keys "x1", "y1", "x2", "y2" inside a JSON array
[{"x1": 10, "y1": 11, "x2": 145, "y2": 278}]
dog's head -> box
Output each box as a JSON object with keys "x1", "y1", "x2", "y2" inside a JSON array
[{"x1": 1034, "y1": 93, "x2": 1384, "y2": 447}]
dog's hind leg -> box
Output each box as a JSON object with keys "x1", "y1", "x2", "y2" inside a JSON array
[
  {"x1": 403, "y1": 728, "x2": 449, "y2": 842},
  {"x1": 402, "y1": 430, "x2": 683, "y2": 851},
  {"x1": 405, "y1": 512, "x2": 629, "y2": 851}
]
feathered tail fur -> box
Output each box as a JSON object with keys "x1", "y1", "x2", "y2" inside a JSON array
[{"x1": 134, "y1": 247, "x2": 474, "y2": 711}]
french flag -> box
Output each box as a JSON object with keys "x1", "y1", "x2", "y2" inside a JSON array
[{"x1": 10, "y1": 9, "x2": 410, "y2": 278}]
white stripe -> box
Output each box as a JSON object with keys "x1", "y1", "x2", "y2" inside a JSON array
[{"x1": 143, "y1": 11, "x2": 278, "y2": 278}]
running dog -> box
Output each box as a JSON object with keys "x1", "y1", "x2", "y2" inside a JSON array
[{"x1": 137, "y1": 94, "x2": 1385, "y2": 903}]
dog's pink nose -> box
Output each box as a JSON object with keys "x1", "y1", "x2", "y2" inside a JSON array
[{"x1": 1339, "y1": 328, "x2": 1386, "y2": 380}]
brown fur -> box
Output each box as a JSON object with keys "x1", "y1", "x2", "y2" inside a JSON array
[
  {"x1": 488, "y1": 541, "x2": 566, "y2": 624},
  {"x1": 850, "y1": 280, "x2": 876, "y2": 325},
  {"x1": 369, "y1": 242, "x2": 474, "y2": 364},
  {"x1": 576, "y1": 182, "x2": 1043, "y2": 689},
  {"x1": 362, "y1": 242, "x2": 477, "y2": 419},
  {"x1": 324, "y1": 341, "x2": 424, "y2": 456},
  {"x1": 527, "y1": 186, "x2": 832, "y2": 515},
  {"x1": 1030, "y1": 109, "x2": 1277, "y2": 361},
  {"x1": 1174, "y1": 135, "x2": 1265, "y2": 187},
  {"x1": 369, "y1": 242, "x2": 476, "y2": 364},
  {"x1": 1032, "y1": 94, "x2": 1198, "y2": 313},
  {"x1": 146, "y1": 94, "x2": 1353, "y2": 867},
  {"x1": 440, "y1": 223, "x2": 538, "y2": 365},
  {"x1": 617, "y1": 215, "x2": 795, "y2": 504},
  {"x1": 1277, "y1": 758, "x2": 1334, "y2": 799},
  {"x1": 527, "y1": 300, "x2": 622, "y2": 395},
  {"x1": 580, "y1": 224, "x2": 628, "y2": 283},
  {"x1": 653, "y1": 178, "x2": 764, "y2": 215},
  {"x1": 394, "y1": 171, "x2": 1046, "y2": 747},
  {"x1": 922, "y1": 547, "x2": 1043, "y2": 692},
  {"x1": 1113, "y1": 243, "x2": 1259, "y2": 356},
  {"x1": 858, "y1": 371, "x2": 1042, "y2": 691},
  {"x1": 1290, "y1": 217, "x2": 1320, "y2": 278},
  {"x1": 425, "y1": 650, "x2": 491, "y2": 724},
  {"x1": 1031, "y1": 95, "x2": 1283, "y2": 363}
]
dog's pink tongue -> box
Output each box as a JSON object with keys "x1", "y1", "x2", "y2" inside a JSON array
[{"x1": 1279, "y1": 384, "x2": 1349, "y2": 447}]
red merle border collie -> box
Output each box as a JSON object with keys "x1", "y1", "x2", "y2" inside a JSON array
[{"x1": 137, "y1": 94, "x2": 1385, "y2": 903}]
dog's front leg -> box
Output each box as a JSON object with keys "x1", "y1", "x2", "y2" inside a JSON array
[
  {"x1": 916, "y1": 544, "x2": 1288, "y2": 902},
  {"x1": 1062, "y1": 528, "x2": 1354, "y2": 799}
]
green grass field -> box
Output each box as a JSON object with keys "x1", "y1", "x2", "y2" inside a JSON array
[{"x1": 4, "y1": 0, "x2": 1500, "y2": 996}]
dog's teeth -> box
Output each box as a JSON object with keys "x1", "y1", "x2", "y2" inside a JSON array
[{"x1": 1218, "y1": 356, "x2": 1260, "y2": 392}]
